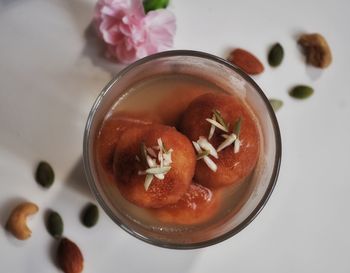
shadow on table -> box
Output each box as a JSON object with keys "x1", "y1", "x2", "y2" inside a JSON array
[
  {"x1": 82, "y1": 23, "x2": 126, "y2": 77},
  {"x1": 65, "y1": 156, "x2": 94, "y2": 199},
  {"x1": 61, "y1": 0, "x2": 125, "y2": 76},
  {"x1": 48, "y1": 237, "x2": 60, "y2": 270},
  {"x1": 0, "y1": 0, "x2": 22, "y2": 8},
  {"x1": 102, "y1": 231, "x2": 202, "y2": 273},
  {"x1": 305, "y1": 65, "x2": 323, "y2": 81}
]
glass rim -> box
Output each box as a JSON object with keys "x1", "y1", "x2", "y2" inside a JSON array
[{"x1": 83, "y1": 50, "x2": 282, "y2": 249}]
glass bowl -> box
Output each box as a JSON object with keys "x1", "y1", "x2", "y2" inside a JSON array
[{"x1": 83, "y1": 50, "x2": 281, "y2": 249}]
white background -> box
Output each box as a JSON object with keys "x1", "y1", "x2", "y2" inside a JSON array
[{"x1": 1, "y1": 0, "x2": 350, "y2": 272}]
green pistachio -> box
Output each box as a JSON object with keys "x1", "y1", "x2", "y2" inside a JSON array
[
  {"x1": 35, "y1": 161, "x2": 54, "y2": 188},
  {"x1": 269, "y1": 99, "x2": 283, "y2": 112},
  {"x1": 268, "y1": 43, "x2": 284, "y2": 67},
  {"x1": 46, "y1": 211, "x2": 63, "y2": 239},
  {"x1": 289, "y1": 85, "x2": 314, "y2": 99},
  {"x1": 81, "y1": 203, "x2": 99, "y2": 228}
]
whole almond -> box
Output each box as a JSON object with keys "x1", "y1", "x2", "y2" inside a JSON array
[
  {"x1": 57, "y1": 238, "x2": 84, "y2": 273},
  {"x1": 228, "y1": 48, "x2": 264, "y2": 75}
]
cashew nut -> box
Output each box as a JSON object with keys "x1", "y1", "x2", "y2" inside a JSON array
[{"x1": 6, "y1": 202, "x2": 39, "y2": 240}]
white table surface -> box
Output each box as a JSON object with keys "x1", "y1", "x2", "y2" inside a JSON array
[{"x1": 1, "y1": 0, "x2": 350, "y2": 272}]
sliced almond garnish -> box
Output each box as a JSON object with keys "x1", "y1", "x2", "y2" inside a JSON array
[
  {"x1": 233, "y1": 117, "x2": 242, "y2": 136},
  {"x1": 140, "y1": 142, "x2": 148, "y2": 165},
  {"x1": 154, "y1": 173, "x2": 165, "y2": 180},
  {"x1": 216, "y1": 116, "x2": 243, "y2": 154},
  {"x1": 213, "y1": 110, "x2": 229, "y2": 131},
  {"x1": 234, "y1": 138, "x2": 241, "y2": 153},
  {"x1": 206, "y1": 118, "x2": 229, "y2": 133},
  {"x1": 192, "y1": 141, "x2": 202, "y2": 153},
  {"x1": 163, "y1": 150, "x2": 173, "y2": 165},
  {"x1": 145, "y1": 166, "x2": 171, "y2": 175},
  {"x1": 192, "y1": 137, "x2": 218, "y2": 172},
  {"x1": 144, "y1": 174, "x2": 154, "y2": 191},
  {"x1": 147, "y1": 147, "x2": 157, "y2": 158},
  {"x1": 146, "y1": 155, "x2": 156, "y2": 168},
  {"x1": 158, "y1": 148, "x2": 163, "y2": 167},
  {"x1": 138, "y1": 138, "x2": 173, "y2": 191},
  {"x1": 196, "y1": 150, "x2": 210, "y2": 160},
  {"x1": 197, "y1": 136, "x2": 218, "y2": 159},
  {"x1": 208, "y1": 114, "x2": 216, "y2": 140},
  {"x1": 217, "y1": 133, "x2": 237, "y2": 152},
  {"x1": 203, "y1": 156, "x2": 217, "y2": 172}
]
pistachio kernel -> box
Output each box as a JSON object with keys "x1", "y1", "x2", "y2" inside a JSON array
[
  {"x1": 81, "y1": 203, "x2": 99, "y2": 228},
  {"x1": 46, "y1": 210, "x2": 63, "y2": 239},
  {"x1": 269, "y1": 99, "x2": 284, "y2": 112},
  {"x1": 289, "y1": 85, "x2": 314, "y2": 99},
  {"x1": 268, "y1": 43, "x2": 284, "y2": 67},
  {"x1": 35, "y1": 161, "x2": 54, "y2": 188}
]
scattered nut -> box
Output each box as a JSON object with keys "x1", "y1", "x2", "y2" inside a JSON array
[
  {"x1": 269, "y1": 99, "x2": 283, "y2": 112},
  {"x1": 289, "y1": 85, "x2": 314, "y2": 99},
  {"x1": 268, "y1": 43, "x2": 284, "y2": 67},
  {"x1": 298, "y1": 33, "x2": 332, "y2": 68},
  {"x1": 81, "y1": 203, "x2": 99, "y2": 228},
  {"x1": 228, "y1": 48, "x2": 264, "y2": 75},
  {"x1": 6, "y1": 202, "x2": 39, "y2": 240},
  {"x1": 35, "y1": 161, "x2": 55, "y2": 188},
  {"x1": 46, "y1": 210, "x2": 64, "y2": 239},
  {"x1": 57, "y1": 238, "x2": 84, "y2": 273}
]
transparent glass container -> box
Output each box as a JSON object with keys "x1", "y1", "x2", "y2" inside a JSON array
[{"x1": 83, "y1": 50, "x2": 281, "y2": 249}]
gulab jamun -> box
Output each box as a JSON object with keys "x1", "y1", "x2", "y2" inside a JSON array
[
  {"x1": 113, "y1": 124, "x2": 196, "y2": 208},
  {"x1": 95, "y1": 111, "x2": 158, "y2": 173},
  {"x1": 180, "y1": 93, "x2": 260, "y2": 189}
]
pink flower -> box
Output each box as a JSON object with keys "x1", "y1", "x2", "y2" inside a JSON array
[{"x1": 94, "y1": 0, "x2": 176, "y2": 63}]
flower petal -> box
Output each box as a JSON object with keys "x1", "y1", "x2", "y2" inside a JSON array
[
  {"x1": 94, "y1": 0, "x2": 175, "y2": 63},
  {"x1": 143, "y1": 9, "x2": 176, "y2": 51},
  {"x1": 116, "y1": 42, "x2": 138, "y2": 63}
]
